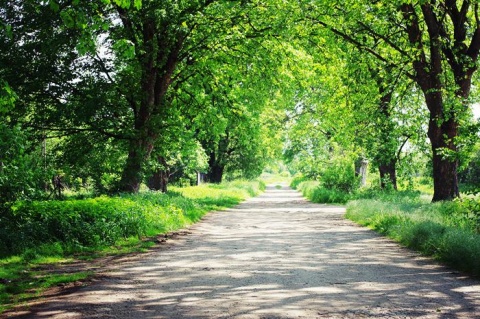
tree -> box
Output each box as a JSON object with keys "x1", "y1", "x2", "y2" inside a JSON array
[
  {"x1": 307, "y1": 1, "x2": 480, "y2": 201},
  {"x1": 1, "y1": 0, "x2": 303, "y2": 196},
  {"x1": 99, "y1": 0, "x2": 294, "y2": 191},
  {"x1": 341, "y1": 50, "x2": 426, "y2": 191}
]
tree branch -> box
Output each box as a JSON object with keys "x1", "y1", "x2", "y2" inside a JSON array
[
  {"x1": 397, "y1": 135, "x2": 411, "y2": 162},
  {"x1": 357, "y1": 21, "x2": 411, "y2": 58},
  {"x1": 311, "y1": 18, "x2": 390, "y2": 65},
  {"x1": 400, "y1": 4, "x2": 429, "y2": 88},
  {"x1": 93, "y1": 53, "x2": 138, "y2": 113},
  {"x1": 467, "y1": 4, "x2": 480, "y2": 62}
]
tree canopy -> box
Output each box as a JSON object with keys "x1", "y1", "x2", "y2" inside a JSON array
[{"x1": 1, "y1": 0, "x2": 479, "y2": 202}]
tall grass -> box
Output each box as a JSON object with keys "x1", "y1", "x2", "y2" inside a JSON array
[
  {"x1": 346, "y1": 195, "x2": 480, "y2": 276},
  {"x1": 294, "y1": 180, "x2": 354, "y2": 204},
  {"x1": 0, "y1": 180, "x2": 264, "y2": 258}
]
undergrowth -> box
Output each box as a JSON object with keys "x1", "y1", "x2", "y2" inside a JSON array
[
  {"x1": 0, "y1": 180, "x2": 264, "y2": 313},
  {"x1": 346, "y1": 195, "x2": 480, "y2": 276},
  {"x1": 293, "y1": 178, "x2": 480, "y2": 276}
]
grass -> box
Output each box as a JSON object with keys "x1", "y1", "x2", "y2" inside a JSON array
[
  {"x1": 345, "y1": 194, "x2": 480, "y2": 276},
  {"x1": 0, "y1": 254, "x2": 93, "y2": 313},
  {"x1": 293, "y1": 177, "x2": 480, "y2": 276},
  {"x1": 295, "y1": 181, "x2": 353, "y2": 204},
  {"x1": 0, "y1": 180, "x2": 264, "y2": 313}
]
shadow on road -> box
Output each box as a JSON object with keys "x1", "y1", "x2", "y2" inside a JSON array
[{"x1": 6, "y1": 186, "x2": 480, "y2": 319}]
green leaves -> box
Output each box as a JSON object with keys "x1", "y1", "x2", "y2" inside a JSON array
[
  {"x1": 0, "y1": 80, "x2": 16, "y2": 114},
  {"x1": 48, "y1": 0, "x2": 60, "y2": 12},
  {"x1": 112, "y1": 0, "x2": 142, "y2": 10},
  {"x1": 113, "y1": 39, "x2": 136, "y2": 59}
]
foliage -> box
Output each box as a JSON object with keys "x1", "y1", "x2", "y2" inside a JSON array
[
  {"x1": 297, "y1": 181, "x2": 352, "y2": 204},
  {"x1": 0, "y1": 0, "x2": 288, "y2": 196},
  {"x1": 0, "y1": 181, "x2": 264, "y2": 258},
  {"x1": 346, "y1": 195, "x2": 480, "y2": 276},
  {"x1": 0, "y1": 123, "x2": 47, "y2": 205},
  {"x1": 307, "y1": 1, "x2": 480, "y2": 201},
  {"x1": 320, "y1": 157, "x2": 359, "y2": 192},
  {"x1": 290, "y1": 174, "x2": 308, "y2": 190},
  {"x1": 453, "y1": 198, "x2": 480, "y2": 233},
  {"x1": 459, "y1": 143, "x2": 480, "y2": 193}
]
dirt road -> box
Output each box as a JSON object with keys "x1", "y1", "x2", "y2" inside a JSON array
[{"x1": 7, "y1": 185, "x2": 480, "y2": 318}]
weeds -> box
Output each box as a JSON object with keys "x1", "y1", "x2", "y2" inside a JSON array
[{"x1": 295, "y1": 181, "x2": 353, "y2": 204}]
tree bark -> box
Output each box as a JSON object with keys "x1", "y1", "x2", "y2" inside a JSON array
[
  {"x1": 147, "y1": 156, "x2": 169, "y2": 193},
  {"x1": 426, "y1": 98, "x2": 460, "y2": 201},
  {"x1": 207, "y1": 152, "x2": 224, "y2": 183},
  {"x1": 119, "y1": 138, "x2": 154, "y2": 192},
  {"x1": 401, "y1": 3, "x2": 465, "y2": 201},
  {"x1": 115, "y1": 9, "x2": 184, "y2": 193},
  {"x1": 147, "y1": 170, "x2": 169, "y2": 193},
  {"x1": 379, "y1": 160, "x2": 397, "y2": 190}
]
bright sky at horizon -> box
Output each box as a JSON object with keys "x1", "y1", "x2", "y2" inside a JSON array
[{"x1": 473, "y1": 103, "x2": 480, "y2": 119}]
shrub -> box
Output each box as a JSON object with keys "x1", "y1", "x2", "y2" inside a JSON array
[
  {"x1": 0, "y1": 181, "x2": 263, "y2": 258},
  {"x1": 400, "y1": 221, "x2": 446, "y2": 255},
  {"x1": 320, "y1": 160, "x2": 359, "y2": 193},
  {"x1": 439, "y1": 230, "x2": 480, "y2": 274},
  {"x1": 297, "y1": 181, "x2": 352, "y2": 204},
  {"x1": 290, "y1": 174, "x2": 308, "y2": 189}
]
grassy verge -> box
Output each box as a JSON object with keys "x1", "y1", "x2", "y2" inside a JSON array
[
  {"x1": 0, "y1": 180, "x2": 264, "y2": 313},
  {"x1": 296, "y1": 181, "x2": 353, "y2": 204},
  {"x1": 292, "y1": 178, "x2": 480, "y2": 276},
  {"x1": 345, "y1": 194, "x2": 480, "y2": 276}
]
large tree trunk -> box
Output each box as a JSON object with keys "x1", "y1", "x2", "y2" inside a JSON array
[
  {"x1": 115, "y1": 10, "x2": 184, "y2": 193},
  {"x1": 118, "y1": 138, "x2": 154, "y2": 192},
  {"x1": 208, "y1": 164, "x2": 224, "y2": 184},
  {"x1": 426, "y1": 93, "x2": 460, "y2": 201},
  {"x1": 400, "y1": 3, "x2": 469, "y2": 201},
  {"x1": 147, "y1": 157, "x2": 169, "y2": 193},
  {"x1": 424, "y1": 96, "x2": 460, "y2": 201},
  {"x1": 379, "y1": 160, "x2": 397, "y2": 190},
  {"x1": 147, "y1": 171, "x2": 169, "y2": 193},
  {"x1": 207, "y1": 152, "x2": 224, "y2": 183},
  {"x1": 205, "y1": 135, "x2": 230, "y2": 184}
]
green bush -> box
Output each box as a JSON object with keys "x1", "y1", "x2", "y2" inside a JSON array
[
  {"x1": 439, "y1": 230, "x2": 480, "y2": 274},
  {"x1": 0, "y1": 124, "x2": 47, "y2": 204},
  {"x1": 400, "y1": 221, "x2": 446, "y2": 255},
  {"x1": 297, "y1": 181, "x2": 352, "y2": 204},
  {"x1": 290, "y1": 174, "x2": 308, "y2": 189},
  {"x1": 320, "y1": 160, "x2": 359, "y2": 193},
  {"x1": 5, "y1": 197, "x2": 150, "y2": 254},
  {"x1": 0, "y1": 181, "x2": 264, "y2": 258}
]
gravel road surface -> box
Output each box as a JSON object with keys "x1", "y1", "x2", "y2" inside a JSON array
[{"x1": 6, "y1": 185, "x2": 480, "y2": 318}]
